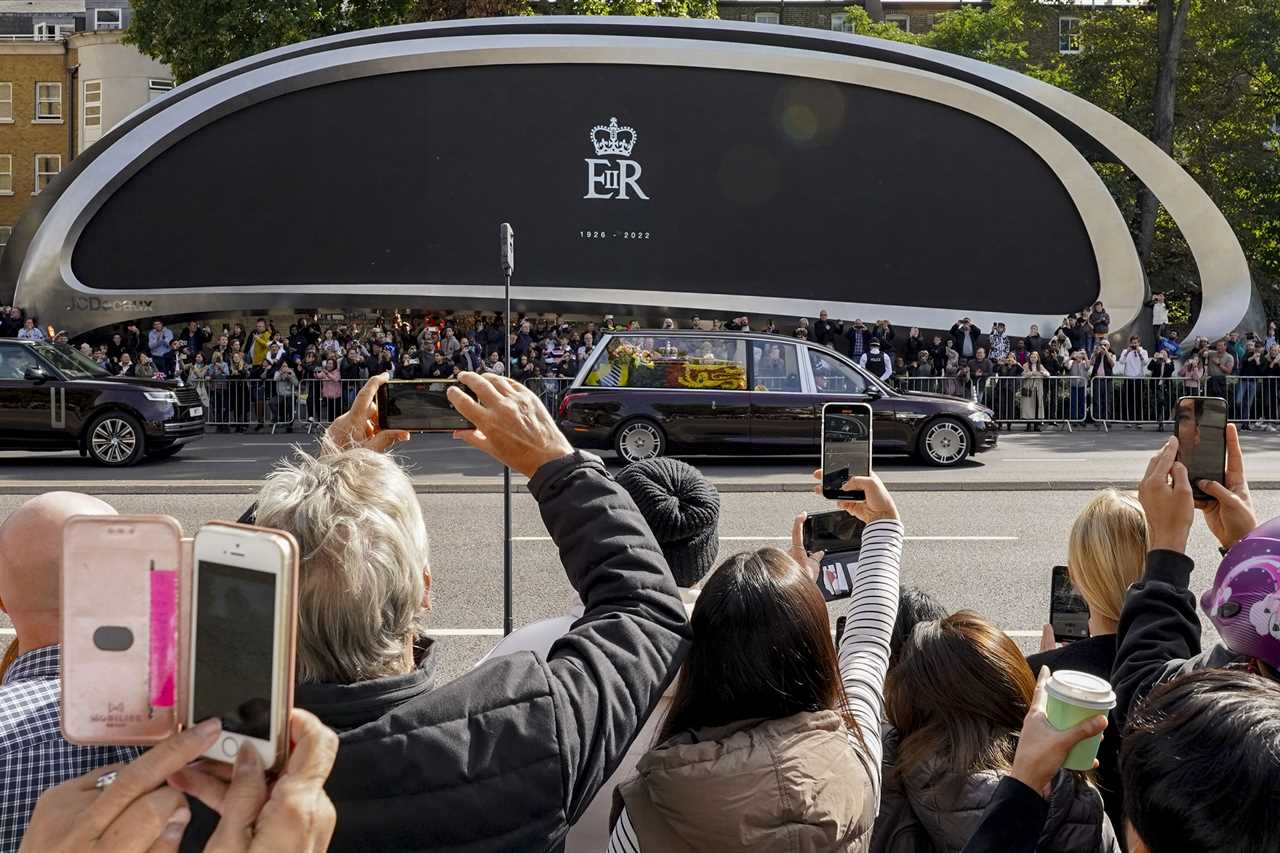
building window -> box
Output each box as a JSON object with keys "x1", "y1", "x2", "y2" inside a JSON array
[
  {"x1": 0, "y1": 155, "x2": 12, "y2": 195},
  {"x1": 33, "y1": 22, "x2": 71, "y2": 41},
  {"x1": 0, "y1": 83, "x2": 11, "y2": 123},
  {"x1": 147, "y1": 78, "x2": 175, "y2": 102},
  {"x1": 830, "y1": 12, "x2": 854, "y2": 32},
  {"x1": 754, "y1": 12, "x2": 779, "y2": 25},
  {"x1": 886, "y1": 14, "x2": 910, "y2": 32},
  {"x1": 94, "y1": 8, "x2": 123, "y2": 29},
  {"x1": 35, "y1": 82, "x2": 61, "y2": 121},
  {"x1": 34, "y1": 154, "x2": 61, "y2": 194},
  {"x1": 1059, "y1": 17, "x2": 1082, "y2": 53},
  {"x1": 83, "y1": 80, "x2": 102, "y2": 144}
]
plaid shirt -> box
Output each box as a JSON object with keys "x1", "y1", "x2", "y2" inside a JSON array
[{"x1": 0, "y1": 645, "x2": 141, "y2": 852}]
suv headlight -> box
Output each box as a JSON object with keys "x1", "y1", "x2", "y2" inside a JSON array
[
  {"x1": 143, "y1": 390, "x2": 179, "y2": 404},
  {"x1": 968, "y1": 410, "x2": 992, "y2": 425}
]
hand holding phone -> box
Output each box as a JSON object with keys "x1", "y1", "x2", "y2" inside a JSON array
[
  {"x1": 821, "y1": 403, "x2": 872, "y2": 500},
  {"x1": 1195, "y1": 422, "x2": 1258, "y2": 551},
  {"x1": 326, "y1": 373, "x2": 410, "y2": 453},
  {"x1": 1172, "y1": 395, "x2": 1227, "y2": 502},
  {"x1": 376, "y1": 379, "x2": 476, "y2": 433},
  {"x1": 803, "y1": 510, "x2": 866, "y2": 555}
]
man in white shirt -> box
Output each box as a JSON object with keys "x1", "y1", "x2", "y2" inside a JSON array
[{"x1": 1117, "y1": 335, "x2": 1150, "y2": 426}]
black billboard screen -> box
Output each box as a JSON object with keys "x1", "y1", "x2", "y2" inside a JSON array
[{"x1": 72, "y1": 64, "x2": 1096, "y2": 315}]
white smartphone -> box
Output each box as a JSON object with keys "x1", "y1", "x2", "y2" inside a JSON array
[{"x1": 188, "y1": 523, "x2": 297, "y2": 770}]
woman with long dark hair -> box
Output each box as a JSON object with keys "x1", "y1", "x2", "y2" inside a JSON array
[
  {"x1": 871, "y1": 612, "x2": 1118, "y2": 852},
  {"x1": 607, "y1": 475, "x2": 903, "y2": 852}
]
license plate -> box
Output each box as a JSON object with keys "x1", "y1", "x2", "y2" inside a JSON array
[{"x1": 189, "y1": 406, "x2": 203, "y2": 417}]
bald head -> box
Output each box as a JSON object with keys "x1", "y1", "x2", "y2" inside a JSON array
[{"x1": 0, "y1": 492, "x2": 115, "y2": 615}]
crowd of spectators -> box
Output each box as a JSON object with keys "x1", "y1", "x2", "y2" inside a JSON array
[
  {"x1": 3, "y1": 297, "x2": 1280, "y2": 429},
  {"x1": 0, "y1": 371, "x2": 1278, "y2": 852}
]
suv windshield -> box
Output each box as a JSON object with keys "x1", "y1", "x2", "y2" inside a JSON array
[{"x1": 32, "y1": 342, "x2": 110, "y2": 379}]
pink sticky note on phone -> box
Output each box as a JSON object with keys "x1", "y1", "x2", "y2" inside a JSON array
[{"x1": 149, "y1": 570, "x2": 179, "y2": 708}]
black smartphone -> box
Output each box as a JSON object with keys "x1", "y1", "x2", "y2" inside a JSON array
[
  {"x1": 1172, "y1": 395, "x2": 1227, "y2": 501},
  {"x1": 803, "y1": 510, "x2": 866, "y2": 555},
  {"x1": 821, "y1": 402, "x2": 872, "y2": 500},
  {"x1": 376, "y1": 380, "x2": 475, "y2": 432},
  {"x1": 1049, "y1": 564, "x2": 1090, "y2": 643},
  {"x1": 816, "y1": 553, "x2": 858, "y2": 603}
]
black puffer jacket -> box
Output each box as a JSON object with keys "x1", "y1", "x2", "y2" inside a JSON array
[{"x1": 871, "y1": 731, "x2": 1120, "y2": 853}]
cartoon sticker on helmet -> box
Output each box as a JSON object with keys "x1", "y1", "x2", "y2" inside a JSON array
[{"x1": 1249, "y1": 592, "x2": 1280, "y2": 639}]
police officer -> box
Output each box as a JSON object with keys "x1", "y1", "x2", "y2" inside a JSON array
[{"x1": 859, "y1": 340, "x2": 892, "y2": 381}]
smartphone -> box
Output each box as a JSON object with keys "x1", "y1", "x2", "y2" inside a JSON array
[
  {"x1": 1172, "y1": 395, "x2": 1227, "y2": 501},
  {"x1": 803, "y1": 510, "x2": 866, "y2": 555},
  {"x1": 1049, "y1": 564, "x2": 1090, "y2": 643},
  {"x1": 821, "y1": 402, "x2": 872, "y2": 500},
  {"x1": 189, "y1": 523, "x2": 297, "y2": 770},
  {"x1": 62, "y1": 515, "x2": 182, "y2": 745},
  {"x1": 816, "y1": 554, "x2": 858, "y2": 602},
  {"x1": 376, "y1": 379, "x2": 475, "y2": 432}
]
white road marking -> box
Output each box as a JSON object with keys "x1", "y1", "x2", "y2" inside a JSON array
[
  {"x1": 1004, "y1": 458, "x2": 1089, "y2": 463},
  {"x1": 1006, "y1": 630, "x2": 1047, "y2": 638},
  {"x1": 182, "y1": 458, "x2": 261, "y2": 463},
  {"x1": 426, "y1": 628, "x2": 504, "y2": 637},
  {"x1": 513, "y1": 535, "x2": 1018, "y2": 542}
]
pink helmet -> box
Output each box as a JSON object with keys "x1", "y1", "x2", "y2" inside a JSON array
[{"x1": 1201, "y1": 515, "x2": 1280, "y2": 670}]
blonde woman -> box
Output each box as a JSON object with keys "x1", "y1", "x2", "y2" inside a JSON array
[{"x1": 1029, "y1": 488, "x2": 1148, "y2": 837}]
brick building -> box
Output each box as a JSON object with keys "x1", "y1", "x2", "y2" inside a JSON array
[{"x1": 0, "y1": 1, "x2": 169, "y2": 256}]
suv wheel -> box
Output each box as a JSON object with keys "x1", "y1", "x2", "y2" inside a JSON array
[
  {"x1": 86, "y1": 412, "x2": 145, "y2": 466},
  {"x1": 917, "y1": 417, "x2": 970, "y2": 467},
  {"x1": 614, "y1": 420, "x2": 666, "y2": 463}
]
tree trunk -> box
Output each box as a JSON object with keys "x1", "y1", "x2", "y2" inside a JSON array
[{"x1": 1137, "y1": 0, "x2": 1192, "y2": 265}]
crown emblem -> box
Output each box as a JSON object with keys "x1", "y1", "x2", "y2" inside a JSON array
[{"x1": 591, "y1": 117, "x2": 637, "y2": 157}]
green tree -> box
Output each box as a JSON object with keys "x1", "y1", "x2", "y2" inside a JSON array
[
  {"x1": 921, "y1": 0, "x2": 1031, "y2": 68},
  {"x1": 128, "y1": 0, "x2": 421, "y2": 82}
]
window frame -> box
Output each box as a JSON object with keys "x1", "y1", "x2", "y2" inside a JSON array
[
  {"x1": 807, "y1": 347, "x2": 872, "y2": 397},
  {"x1": 582, "y1": 334, "x2": 750, "y2": 392},
  {"x1": 0, "y1": 83, "x2": 11, "y2": 124},
  {"x1": 83, "y1": 79, "x2": 102, "y2": 130},
  {"x1": 1059, "y1": 16, "x2": 1082, "y2": 54},
  {"x1": 754, "y1": 12, "x2": 779, "y2": 25},
  {"x1": 0, "y1": 154, "x2": 12, "y2": 196},
  {"x1": 34, "y1": 82, "x2": 62, "y2": 122},
  {"x1": 94, "y1": 7, "x2": 123, "y2": 29},
  {"x1": 33, "y1": 21, "x2": 71, "y2": 41},
  {"x1": 830, "y1": 12, "x2": 853, "y2": 33},
  {"x1": 34, "y1": 153, "x2": 61, "y2": 195},
  {"x1": 885, "y1": 14, "x2": 910, "y2": 32}
]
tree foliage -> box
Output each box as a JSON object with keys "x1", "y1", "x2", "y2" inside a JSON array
[
  {"x1": 846, "y1": 0, "x2": 1280, "y2": 308},
  {"x1": 127, "y1": 0, "x2": 421, "y2": 82}
]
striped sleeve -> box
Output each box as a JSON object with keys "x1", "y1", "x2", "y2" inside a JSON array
[
  {"x1": 838, "y1": 517, "x2": 904, "y2": 804},
  {"x1": 604, "y1": 805, "x2": 641, "y2": 853}
]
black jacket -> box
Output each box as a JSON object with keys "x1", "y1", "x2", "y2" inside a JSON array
[
  {"x1": 950, "y1": 324, "x2": 982, "y2": 357},
  {"x1": 813, "y1": 318, "x2": 842, "y2": 348},
  {"x1": 1112, "y1": 549, "x2": 1243, "y2": 734},
  {"x1": 184, "y1": 453, "x2": 690, "y2": 853}
]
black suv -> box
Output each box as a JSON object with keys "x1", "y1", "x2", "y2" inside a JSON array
[{"x1": 0, "y1": 340, "x2": 204, "y2": 465}]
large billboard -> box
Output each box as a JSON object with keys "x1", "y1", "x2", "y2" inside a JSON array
[{"x1": 0, "y1": 18, "x2": 1252, "y2": 341}]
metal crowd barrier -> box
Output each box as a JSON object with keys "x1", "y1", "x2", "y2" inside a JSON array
[
  {"x1": 980, "y1": 375, "x2": 1085, "y2": 429},
  {"x1": 192, "y1": 375, "x2": 575, "y2": 431}
]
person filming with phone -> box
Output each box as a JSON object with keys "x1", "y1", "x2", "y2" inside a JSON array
[{"x1": 180, "y1": 372, "x2": 691, "y2": 852}]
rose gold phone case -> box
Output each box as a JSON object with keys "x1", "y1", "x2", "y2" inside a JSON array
[
  {"x1": 61, "y1": 515, "x2": 183, "y2": 746},
  {"x1": 193, "y1": 522, "x2": 299, "y2": 772}
]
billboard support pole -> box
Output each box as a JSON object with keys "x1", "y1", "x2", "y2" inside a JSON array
[{"x1": 500, "y1": 223, "x2": 515, "y2": 636}]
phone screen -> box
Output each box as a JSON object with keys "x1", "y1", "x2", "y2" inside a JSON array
[
  {"x1": 377, "y1": 380, "x2": 474, "y2": 432},
  {"x1": 192, "y1": 562, "x2": 277, "y2": 739},
  {"x1": 1173, "y1": 396, "x2": 1227, "y2": 500},
  {"x1": 816, "y1": 554, "x2": 859, "y2": 602},
  {"x1": 1050, "y1": 564, "x2": 1090, "y2": 643},
  {"x1": 804, "y1": 510, "x2": 866, "y2": 555},
  {"x1": 822, "y1": 403, "x2": 872, "y2": 500}
]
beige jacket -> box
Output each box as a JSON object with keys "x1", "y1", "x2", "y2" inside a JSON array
[{"x1": 612, "y1": 710, "x2": 876, "y2": 853}]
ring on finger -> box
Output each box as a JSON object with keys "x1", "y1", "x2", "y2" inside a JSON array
[{"x1": 95, "y1": 770, "x2": 119, "y2": 790}]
